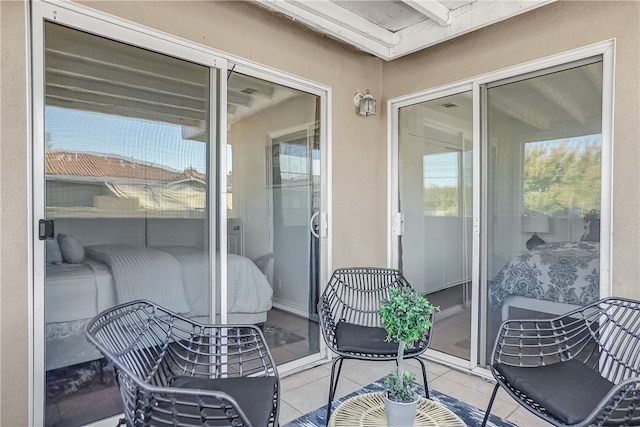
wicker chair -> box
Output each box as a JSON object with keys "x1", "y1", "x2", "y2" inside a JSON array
[
  {"x1": 85, "y1": 300, "x2": 280, "y2": 427},
  {"x1": 482, "y1": 297, "x2": 640, "y2": 427},
  {"x1": 318, "y1": 267, "x2": 434, "y2": 424}
]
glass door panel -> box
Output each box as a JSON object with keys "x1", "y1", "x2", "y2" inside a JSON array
[
  {"x1": 226, "y1": 71, "x2": 321, "y2": 365},
  {"x1": 43, "y1": 22, "x2": 213, "y2": 426},
  {"x1": 484, "y1": 61, "x2": 603, "y2": 361},
  {"x1": 398, "y1": 91, "x2": 473, "y2": 361}
]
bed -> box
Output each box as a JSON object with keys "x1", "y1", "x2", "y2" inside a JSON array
[
  {"x1": 45, "y1": 242, "x2": 273, "y2": 371},
  {"x1": 489, "y1": 241, "x2": 600, "y2": 321}
]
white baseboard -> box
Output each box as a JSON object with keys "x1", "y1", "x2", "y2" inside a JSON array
[{"x1": 272, "y1": 299, "x2": 308, "y2": 318}]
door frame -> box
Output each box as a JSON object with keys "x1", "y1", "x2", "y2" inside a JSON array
[
  {"x1": 29, "y1": 1, "x2": 332, "y2": 425},
  {"x1": 226, "y1": 61, "x2": 332, "y2": 373},
  {"x1": 388, "y1": 39, "x2": 615, "y2": 372}
]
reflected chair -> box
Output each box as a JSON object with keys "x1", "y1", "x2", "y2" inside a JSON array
[
  {"x1": 86, "y1": 300, "x2": 279, "y2": 426},
  {"x1": 482, "y1": 297, "x2": 640, "y2": 427},
  {"x1": 318, "y1": 267, "x2": 434, "y2": 423}
]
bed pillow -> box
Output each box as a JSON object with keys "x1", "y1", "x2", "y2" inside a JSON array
[
  {"x1": 46, "y1": 239, "x2": 63, "y2": 265},
  {"x1": 58, "y1": 234, "x2": 85, "y2": 264}
]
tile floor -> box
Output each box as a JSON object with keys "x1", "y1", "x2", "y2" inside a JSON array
[{"x1": 279, "y1": 357, "x2": 553, "y2": 426}]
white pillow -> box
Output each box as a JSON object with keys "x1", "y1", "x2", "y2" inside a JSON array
[
  {"x1": 57, "y1": 234, "x2": 85, "y2": 264},
  {"x1": 46, "y1": 239, "x2": 63, "y2": 264}
]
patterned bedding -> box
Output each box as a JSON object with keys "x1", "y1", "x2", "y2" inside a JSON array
[{"x1": 489, "y1": 241, "x2": 600, "y2": 310}]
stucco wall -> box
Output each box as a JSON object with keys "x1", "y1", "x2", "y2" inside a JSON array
[
  {"x1": 1, "y1": 1, "x2": 30, "y2": 425},
  {"x1": 382, "y1": 0, "x2": 640, "y2": 299}
]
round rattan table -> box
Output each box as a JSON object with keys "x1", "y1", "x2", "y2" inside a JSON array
[{"x1": 328, "y1": 392, "x2": 466, "y2": 427}]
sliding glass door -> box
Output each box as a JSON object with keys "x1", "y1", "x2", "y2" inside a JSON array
[
  {"x1": 392, "y1": 54, "x2": 609, "y2": 368},
  {"x1": 226, "y1": 70, "x2": 322, "y2": 365},
  {"x1": 33, "y1": 5, "x2": 329, "y2": 426},
  {"x1": 40, "y1": 21, "x2": 217, "y2": 427},
  {"x1": 397, "y1": 90, "x2": 474, "y2": 361},
  {"x1": 484, "y1": 60, "x2": 603, "y2": 362}
]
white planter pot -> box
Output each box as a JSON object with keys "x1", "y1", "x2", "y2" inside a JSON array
[{"x1": 383, "y1": 391, "x2": 418, "y2": 427}]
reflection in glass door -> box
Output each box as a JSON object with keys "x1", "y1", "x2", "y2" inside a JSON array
[
  {"x1": 43, "y1": 22, "x2": 213, "y2": 426},
  {"x1": 226, "y1": 71, "x2": 322, "y2": 365},
  {"x1": 393, "y1": 55, "x2": 608, "y2": 369},
  {"x1": 484, "y1": 60, "x2": 603, "y2": 362},
  {"x1": 397, "y1": 91, "x2": 473, "y2": 361}
]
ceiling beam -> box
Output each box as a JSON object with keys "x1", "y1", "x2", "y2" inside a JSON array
[
  {"x1": 393, "y1": 0, "x2": 555, "y2": 59},
  {"x1": 255, "y1": 0, "x2": 555, "y2": 61},
  {"x1": 255, "y1": 0, "x2": 394, "y2": 58},
  {"x1": 526, "y1": 79, "x2": 588, "y2": 125},
  {"x1": 489, "y1": 92, "x2": 550, "y2": 130},
  {"x1": 401, "y1": 0, "x2": 451, "y2": 26}
]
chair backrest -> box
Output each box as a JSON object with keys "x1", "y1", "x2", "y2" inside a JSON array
[
  {"x1": 86, "y1": 300, "x2": 277, "y2": 387},
  {"x1": 572, "y1": 298, "x2": 640, "y2": 384},
  {"x1": 319, "y1": 267, "x2": 411, "y2": 330},
  {"x1": 87, "y1": 301, "x2": 280, "y2": 426},
  {"x1": 86, "y1": 300, "x2": 175, "y2": 386},
  {"x1": 507, "y1": 297, "x2": 640, "y2": 385}
]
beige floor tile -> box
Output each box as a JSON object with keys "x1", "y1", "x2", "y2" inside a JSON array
[
  {"x1": 281, "y1": 374, "x2": 362, "y2": 416},
  {"x1": 430, "y1": 375, "x2": 517, "y2": 420},
  {"x1": 281, "y1": 365, "x2": 330, "y2": 391},
  {"x1": 481, "y1": 395, "x2": 520, "y2": 422},
  {"x1": 440, "y1": 368, "x2": 497, "y2": 395},
  {"x1": 278, "y1": 400, "x2": 303, "y2": 425},
  {"x1": 506, "y1": 406, "x2": 554, "y2": 427},
  {"x1": 340, "y1": 360, "x2": 397, "y2": 386},
  {"x1": 413, "y1": 357, "x2": 452, "y2": 378}
]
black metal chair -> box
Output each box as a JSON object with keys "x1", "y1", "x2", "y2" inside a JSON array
[
  {"x1": 318, "y1": 267, "x2": 434, "y2": 423},
  {"x1": 85, "y1": 300, "x2": 280, "y2": 427},
  {"x1": 482, "y1": 297, "x2": 640, "y2": 427}
]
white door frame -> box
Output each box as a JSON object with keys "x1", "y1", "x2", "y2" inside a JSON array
[
  {"x1": 29, "y1": 1, "x2": 332, "y2": 425},
  {"x1": 387, "y1": 39, "x2": 615, "y2": 372}
]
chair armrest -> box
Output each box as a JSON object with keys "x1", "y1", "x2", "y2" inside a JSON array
[
  {"x1": 581, "y1": 376, "x2": 640, "y2": 427},
  {"x1": 491, "y1": 315, "x2": 594, "y2": 368}
]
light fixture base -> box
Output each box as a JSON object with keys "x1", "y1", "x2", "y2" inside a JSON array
[{"x1": 353, "y1": 92, "x2": 364, "y2": 107}]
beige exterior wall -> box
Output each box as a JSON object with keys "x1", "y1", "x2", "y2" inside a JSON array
[
  {"x1": 382, "y1": 0, "x2": 640, "y2": 299},
  {"x1": 1, "y1": 1, "x2": 30, "y2": 426},
  {"x1": 1, "y1": 0, "x2": 638, "y2": 424}
]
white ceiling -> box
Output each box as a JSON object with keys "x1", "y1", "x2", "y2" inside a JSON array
[{"x1": 255, "y1": 0, "x2": 555, "y2": 61}]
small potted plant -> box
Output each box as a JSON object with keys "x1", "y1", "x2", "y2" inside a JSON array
[{"x1": 379, "y1": 286, "x2": 438, "y2": 427}]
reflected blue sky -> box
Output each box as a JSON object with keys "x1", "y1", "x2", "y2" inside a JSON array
[{"x1": 45, "y1": 106, "x2": 208, "y2": 173}]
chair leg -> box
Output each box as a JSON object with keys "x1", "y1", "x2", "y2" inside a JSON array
[
  {"x1": 413, "y1": 357, "x2": 430, "y2": 398},
  {"x1": 325, "y1": 356, "x2": 345, "y2": 426},
  {"x1": 481, "y1": 383, "x2": 500, "y2": 427}
]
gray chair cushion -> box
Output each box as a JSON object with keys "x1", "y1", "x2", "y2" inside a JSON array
[
  {"x1": 170, "y1": 376, "x2": 277, "y2": 426},
  {"x1": 335, "y1": 321, "x2": 422, "y2": 356},
  {"x1": 495, "y1": 359, "x2": 615, "y2": 425}
]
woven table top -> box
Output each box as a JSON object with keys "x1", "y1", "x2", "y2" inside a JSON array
[{"x1": 328, "y1": 392, "x2": 466, "y2": 427}]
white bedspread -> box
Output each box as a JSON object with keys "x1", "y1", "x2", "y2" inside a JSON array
[
  {"x1": 157, "y1": 246, "x2": 272, "y2": 317},
  {"x1": 82, "y1": 245, "x2": 272, "y2": 317},
  {"x1": 84, "y1": 245, "x2": 191, "y2": 314}
]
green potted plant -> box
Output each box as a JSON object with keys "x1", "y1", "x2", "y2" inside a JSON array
[{"x1": 379, "y1": 286, "x2": 438, "y2": 426}]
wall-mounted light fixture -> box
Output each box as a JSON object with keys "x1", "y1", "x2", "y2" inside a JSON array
[{"x1": 353, "y1": 89, "x2": 376, "y2": 116}]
